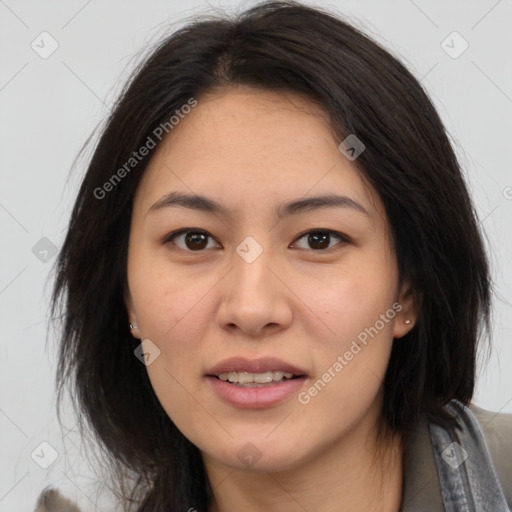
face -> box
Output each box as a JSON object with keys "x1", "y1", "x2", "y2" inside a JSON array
[{"x1": 125, "y1": 87, "x2": 415, "y2": 474}]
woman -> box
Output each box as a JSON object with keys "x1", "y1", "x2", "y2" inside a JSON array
[{"x1": 41, "y1": 0, "x2": 512, "y2": 510}]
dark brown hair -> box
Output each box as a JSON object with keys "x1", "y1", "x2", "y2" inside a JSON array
[{"x1": 50, "y1": 1, "x2": 491, "y2": 509}]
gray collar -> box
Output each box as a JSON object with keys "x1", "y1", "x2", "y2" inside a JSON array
[{"x1": 401, "y1": 400, "x2": 510, "y2": 511}]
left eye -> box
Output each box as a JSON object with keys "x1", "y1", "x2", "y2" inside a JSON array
[{"x1": 292, "y1": 230, "x2": 348, "y2": 251}]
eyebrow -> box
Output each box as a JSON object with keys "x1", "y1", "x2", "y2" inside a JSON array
[{"x1": 147, "y1": 191, "x2": 369, "y2": 219}]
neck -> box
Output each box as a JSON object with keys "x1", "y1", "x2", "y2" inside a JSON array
[{"x1": 205, "y1": 416, "x2": 404, "y2": 512}]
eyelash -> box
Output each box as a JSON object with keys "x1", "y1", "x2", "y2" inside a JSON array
[{"x1": 162, "y1": 228, "x2": 351, "y2": 253}]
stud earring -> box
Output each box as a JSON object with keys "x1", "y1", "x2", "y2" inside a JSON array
[
  {"x1": 129, "y1": 323, "x2": 137, "y2": 330},
  {"x1": 405, "y1": 319, "x2": 411, "y2": 325}
]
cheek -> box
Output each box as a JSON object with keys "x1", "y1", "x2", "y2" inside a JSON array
[
  {"x1": 294, "y1": 250, "x2": 398, "y2": 418},
  {"x1": 293, "y1": 250, "x2": 398, "y2": 348},
  {"x1": 130, "y1": 270, "x2": 214, "y2": 430},
  {"x1": 127, "y1": 257, "x2": 220, "y2": 417},
  {"x1": 296, "y1": 279, "x2": 397, "y2": 437},
  {"x1": 129, "y1": 246, "x2": 215, "y2": 342}
]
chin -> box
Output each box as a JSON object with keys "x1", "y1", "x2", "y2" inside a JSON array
[{"x1": 208, "y1": 437, "x2": 308, "y2": 473}]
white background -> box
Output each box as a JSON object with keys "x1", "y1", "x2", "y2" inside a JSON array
[{"x1": 1, "y1": 0, "x2": 511, "y2": 510}]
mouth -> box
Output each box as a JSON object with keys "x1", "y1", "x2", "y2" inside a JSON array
[
  {"x1": 205, "y1": 357, "x2": 308, "y2": 407},
  {"x1": 206, "y1": 356, "x2": 308, "y2": 384},
  {"x1": 210, "y1": 370, "x2": 304, "y2": 387}
]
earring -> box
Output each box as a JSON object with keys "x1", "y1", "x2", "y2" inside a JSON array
[
  {"x1": 405, "y1": 319, "x2": 411, "y2": 325},
  {"x1": 129, "y1": 323, "x2": 137, "y2": 330}
]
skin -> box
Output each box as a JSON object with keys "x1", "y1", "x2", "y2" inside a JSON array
[{"x1": 125, "y1": 87, "x2": 417, "y2": 511}]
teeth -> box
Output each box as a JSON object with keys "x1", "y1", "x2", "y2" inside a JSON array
[
  {"x1": 218, "y1": 371, "x2": 295, "y2": 384},
  {"x1": 273, "y1": 371, "x2": 284, "y2": 381},
  {"x1": 254, "y1": 372, "x2": 274, "y2": 383}
]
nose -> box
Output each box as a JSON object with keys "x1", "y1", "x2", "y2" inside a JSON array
[{"x1": 216, "y1": 245, "x2": 293, "y2": 337}]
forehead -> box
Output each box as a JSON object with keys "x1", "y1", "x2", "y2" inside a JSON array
[{"x1": 133, "y1": 87, "x2": 384, "y2": 222}]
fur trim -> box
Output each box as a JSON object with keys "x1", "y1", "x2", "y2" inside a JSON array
[{"x1": 34, "y1": 487, "x2": 82, "y2": 512}]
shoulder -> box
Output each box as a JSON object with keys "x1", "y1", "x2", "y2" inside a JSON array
[{"x1": 468, "y1": 402, "x2": 512, "y2": 505}]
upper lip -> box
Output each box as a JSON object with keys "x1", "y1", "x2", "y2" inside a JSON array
[{"x1": 206, "y1": 357, "x2": 307, "y2": 376}]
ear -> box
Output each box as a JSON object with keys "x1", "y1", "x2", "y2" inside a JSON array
[
  {"x1": 124, "y1": 287, "x2": 141, "y2": 340},
  {"x1": 393, "y1": 280, "x2": 419, "y2": 339}
]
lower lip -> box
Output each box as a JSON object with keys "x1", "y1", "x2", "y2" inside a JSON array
[{"x1": 206, "y1": 376, "x2": 307, "y2": 408}]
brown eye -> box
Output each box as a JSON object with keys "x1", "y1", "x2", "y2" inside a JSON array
[
  {"x1": 164, "y1": 229, "x2": 221, "y2": 251},
  {"x1": 292, "y1": 230, "x2": 348, "y2": 251}
]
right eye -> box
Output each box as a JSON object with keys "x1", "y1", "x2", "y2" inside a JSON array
[{"x1": 163, "y1": 229, "x2": 222, "y2": 252}]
